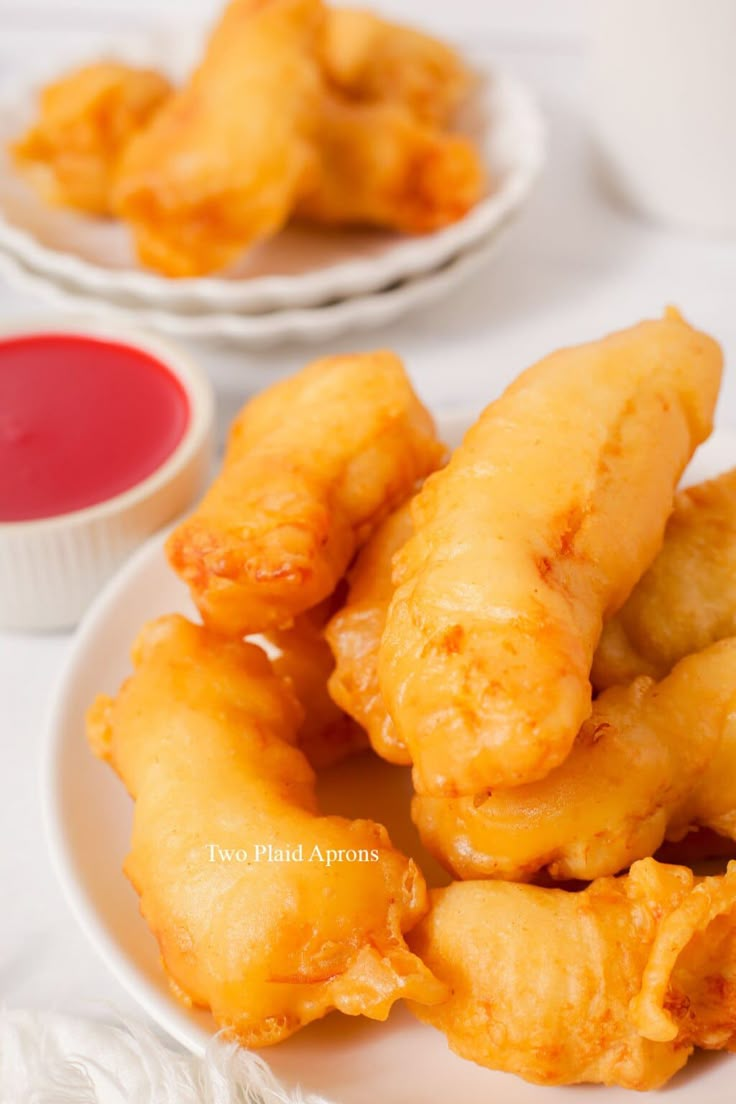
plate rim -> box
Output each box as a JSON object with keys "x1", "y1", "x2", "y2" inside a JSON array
[
  {"x1": 0, "y1": 231, "x2": 508, "y2": 346},
  {"x1": 41, "y1": 522, "x2": 215, "y2": 1056}
]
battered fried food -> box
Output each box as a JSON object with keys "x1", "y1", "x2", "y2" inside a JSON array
[
  {"x1": 414, "y1": 638, "x2": 736, "y2": 881},
  {"x1": 113, "y1": 0, "x2": 324, "y2": 276},
  {"x1": 408, "y1": 859, "x2": 736, "y2": 1089},
  {"x1": 12, "y1": 62, "x2": 171, "y2": 215},
  {"x1": 320, "y1": 8, "x2": 470, "y2": 126},
  {"x1": 670, "y1": 690, "x2": 736, "y2": 844},
  {"x1": 594, "y1": 467, "x2": 736, "y2": 689},
  {"x1": 297, "y1": 95, "x2": 484, "y2": 234},
  {"x1": 304, "y1": 8, "x2": 482, "y2": 233},
  {"x1": 13, "y1": 1, "x2": 484, "y2": 269},
  {"x1": 269, "y1": 600, "x2": 369, "y2": 769},
  {"x1": 632, "y1": 861, "x2": 736, "y2": 1048},
  {"x1": 87, "y1": 614, "x2": 445, "y2": 1046},
  {"x1": 167, "y1": 351, "x2": 442, "y2": 636},
  {"x1": 326, "y1": 502, "x2": 413, "y2": 765},
  {"x1": 380, "y1": 309, "x2": 722, "y2": 795}
]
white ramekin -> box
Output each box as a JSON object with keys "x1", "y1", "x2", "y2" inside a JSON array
[{"x1": 0, "y1": 316, "x2": 215, "y2": 631}]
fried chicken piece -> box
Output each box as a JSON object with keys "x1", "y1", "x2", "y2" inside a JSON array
[
  {"x1": 11, "y1": 62, "x2": 171, "y2": 215},
  {"x1": 414, "y1": 638, "x2": 736, "y2": 881},
  {"x1": 594, "y1": 467, "x2": 736, "y2": 689},
  {"x1": 87, "y1": 614, "x2": 445, "y2": 1046},
  {"x1": 320, "y1": 8, "x2": 470, "y2": 127},
  {"x1": 268, "y1": 599, "x2": 369, "y2": 769},
  {"x1": 379, "y1": 309, "x2": 722, "y2": 796},
  {"x1": 408, "y1": 859, "x2": 736, "y2": 1089},
  {"x1": 296, "y1": 94, "x2": 484, "y2": 234},
  {"x1": 326, "y1": 501, "x2": 412, "y2": 765},
  {"x1": 167, "y1": 351, "x2": 443, "y2": 637},
  {"x1": 327, "y1": 543, "x2": 736, "y2": 879},
  {"x1": 113, "y1": 0, "x2": 324, "y2": 276},
  {"x1": 632, "y1": 861, "x2": 736, "y2": 1050},
  {"x1": 669, "y1": 689, "x2": 736, "y2": 844}
]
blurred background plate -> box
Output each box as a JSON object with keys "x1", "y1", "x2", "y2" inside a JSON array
[
  {"x1": 0, "y1": 229, "x2": 507, "y2": 348},
  {"x1": 0, "y1": 48, "x2": 544, "y2": 314}
]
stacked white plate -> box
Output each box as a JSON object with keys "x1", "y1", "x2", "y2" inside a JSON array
[{"x1": 0, "y1": 40, "x2": 546, "y2": 348}]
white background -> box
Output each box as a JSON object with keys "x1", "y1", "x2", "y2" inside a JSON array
[
  {"x1": 1, "y1": 0, "x2": 587, "y2": 41},
  {"x1": 2, "y1": 0, "x2": 736, "y2": 1023}
]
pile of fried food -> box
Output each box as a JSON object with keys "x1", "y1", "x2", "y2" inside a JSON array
[
  {"x1": 89, "y1": 308, "x2": 736, "y2": 1091},
  {"x1": 11, "y1": 0, "x2": 484, "y2": 277}
]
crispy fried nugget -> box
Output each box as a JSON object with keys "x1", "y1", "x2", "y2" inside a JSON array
[
  {"x1": 326, "y1": 501, "x2": 412, "y2": 764},
  {"x1": 380, "y1": 310, "x2": 722, "y2": 796},
  {"x1": 167, "y1": 351, "x2": 443, "y2": 636},
  {"x1": 594, "y1": 467, "x2": 736, "y2": 689},
  {"x1": 414, "y1": 638, "x2": 736, "y2": 881},
  {"x1": 632, "y1": 861, "x2": 736, "y2": 1049},
  {"x1": 408, "y1": 859, "x2": 736, "y2": 1089},
  {"x1": 87, "y1": 614, "x2": 445, "y2": 1046},
  {"x1": 268, "y1": 600, "x2": 369, "y2": 769},
  {"x1": 12, "y1": 62, "x2": 171, "y2": 215},
  {"x1": 297, "y1": 94, "x2": 484, "y2": 234},
  {"x1": 113, "y1": 0, "x2": 324, "y2": 276},
  {"x1": 320, "y1": 7, "x2": 470, "y2": 126}
]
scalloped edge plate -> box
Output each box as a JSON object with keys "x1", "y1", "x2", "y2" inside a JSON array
[
  {"x1": 0, "y1": 229, "x2": 508, "y2": 348},
  {"x1": 0, "y1": 43, "x2": 544, "y2": 314}
]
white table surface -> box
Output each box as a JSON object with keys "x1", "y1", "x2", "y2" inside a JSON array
[{"x1": 2, "y1": 0, "x2": 736, "y2": 1025}]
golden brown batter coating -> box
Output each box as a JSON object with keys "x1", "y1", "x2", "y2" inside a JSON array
[
  {"x1": 319, "y1": 7, "x2": 470, "y2": 126},
  {"x1": 380, "y1": 309, "x2": 722, "y2": 796},
  {"x1": 594, "y1": 467, "x2": 736, "y2": 688},
  {"x1": 326, "y1": 501, "x2": 412, "y2": 765},
  {"x1": 167, "y1": 351, "x2": 442, "y2": 636},
  {"x1": 88, "y1": 614, "x2": 446, "y2": 1046},
  {"x1": 114, "y1": 0, "x2": 324, "y2": 276},
  {"x1": 268, "y1": 600, "x2": 369, "y2": 769},
  {"x1": 12, "y1": 62, "x2": 171, "y2": 215},
  {"x1": 298, "y1": 95, "x2": 484, "y2": 234},
  {"x1": 409, "y1": 859, "x2": 736, "y2": 1089},
  {"x1": 414, "y1": 638, "x2": 736, "y2": 881}
]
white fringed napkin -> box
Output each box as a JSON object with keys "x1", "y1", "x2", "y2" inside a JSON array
[{"x1": 1, "y1": 1010, "x2": 333, "y2": 1104}]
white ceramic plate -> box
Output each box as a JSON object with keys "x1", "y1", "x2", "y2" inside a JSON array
[
  {"x1": 43, "y1": 415, "x2": 736, "y2": 1104},
  {"x1": 0, "y1": 232, "x2": 505, "y2": 348},
  {"x1": 0, "y1": 43, "x2": 544, "y2": 313}
]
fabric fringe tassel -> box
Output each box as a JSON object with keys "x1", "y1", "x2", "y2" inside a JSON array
[{"x1": 1, "y1": 1009, "x2": 334, "y2": 1104}]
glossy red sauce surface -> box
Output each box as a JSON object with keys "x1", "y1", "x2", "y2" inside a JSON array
[{"x1": 0, "y1": 333, "x2": 190, "y2": 522}]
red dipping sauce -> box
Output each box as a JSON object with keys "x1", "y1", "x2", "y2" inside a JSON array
[{"x1": 0, "y1": 333, "x2": 190, "y2": 522}]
